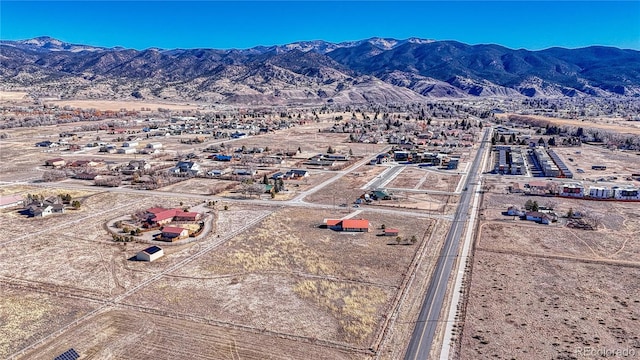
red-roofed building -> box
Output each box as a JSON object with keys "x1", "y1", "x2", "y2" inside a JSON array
[
  {"x1": 152, "y1": 209, "x2": 180, "y2": 225},
  {"x1": 161, "y1": 226, "x2": 188, "y2": 240},
  {"x1": 174, "y1": 212, "x2": 201, "y2": 222},
  {"x1": 147, "y1": 207, "x2": 168, "y2": 215},
  {"x1": 324, "y1": 218, "x2": 369, "y2": 232},
  {"x1": 342, "y1": 219, "x2": 369, "y2": 232},
  {"x1": 146, "y1": 207, "x2": 203, "y2": 226},
  {"x1": 384, "y1": 228, "x2": 399, "y2": 236}
]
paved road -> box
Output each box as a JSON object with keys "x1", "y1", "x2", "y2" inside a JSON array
[
  {"x1": 362, "y1": 165, "x2": 404, "y2": 190},
  {"x1": 404, "y1": 127, "x2": 491, "y2": 360}
]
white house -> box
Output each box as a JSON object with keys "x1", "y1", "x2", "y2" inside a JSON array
[
  {"x1": 123, "y1": 141, "x2": 139, "y2": 147},
  {"x1": 146, "y1": 142, "x2": 163, "y2": 149},
  {"x1": 117, "y1": 148, "x2": 137, "y2": 155},
  {"x1": 525, "y1": 211, "x2": 551, "y2": 224},
  {"x1": 170, "y1": 161, "x2": 201, "y2": 176},
  {"x1": 136, "y1": 246, "x2": 164, "y2": 262}
]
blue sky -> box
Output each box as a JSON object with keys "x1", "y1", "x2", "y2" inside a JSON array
[{"x1": 1, "y1": 1, "x2": 639, "y2": 50}]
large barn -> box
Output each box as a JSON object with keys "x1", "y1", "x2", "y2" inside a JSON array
[{"x1": 136, "y1": 246, "x2": 164, "y2": 262}]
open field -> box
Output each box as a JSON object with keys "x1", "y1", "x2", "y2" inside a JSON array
[
  {"x1": 0, "y1": 287, "x2": 97, "y2": 358},
  {"x1": 128, "y1": 207, "x2": 436, "y2": 348},
  {"x1": 20, "y1": 308, "x2": 360, "y2": 360},
  {"x1": 499, "y1": 113, "x2": 640, "y2": 135},
  {"x1": 0, "y1": 90, "x2": 30, "y2": 102},
  {"x1": 43, "y1": 99, "x2": 203, "y2": 111},
  {"x1": 460, "y1": 252, "x2": 640, "y2": 359},
  {"x1": 156, "y1": 177, "x2": 236, "y2": 196},
  {"x1": 303, "y1": 166, "x2": 458, "y2": 212},
  {"x1": 457, "y1": 187, "x2": 640, "y2": 359},
  {"x1": 386, "y1": 167, "x2": 461, "y2": 192},
  {"x1": 2, "y1": 191, "x2": 441, "y2": 358},
  {"x1": 226, "y1": 118, "x2": 387, "y2": 157},
  {"x1": 551, "y1": 144, "x2": 640, "y2": 181},
  {"x1": 305, "y1": 165, "x2": 388, "y2": 205}
]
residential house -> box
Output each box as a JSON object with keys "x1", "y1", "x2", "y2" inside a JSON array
[
  {"x1": 285, "y1": 169, "x2": 309, "y2": 179},
  {"x1": 117, "y1": 148, "x2": 137, "y2": 155},
  {"x1": 169, "y1": 161, "x2": 201, "y2": 176},
  {"x1": 36, "y1": 140, "x2": 55, "y2": 148},
  {"x1": 122, "y1": 160, "x2": 150, "y2": 175},
  {"x1": 212, "y1": 155, "x2": 233, "y2": 162},
  {"x1": 207, "y1": 169, "x2": 229, "y2": 177},
  {"x1": 232, "y1": 169, "x2": 257, "y2": 176},
  {"x1": 25, "y1": 198, "x2": 65, "y2": 217},
  {"x1": 447, "y1": 157, "x2": 460, "y2": 170},
  {"x1": 525, "y1": 211, "x2": 551, "y2": 224},
  {"x1": 122, "y1": 141, "x2": 139, "y2": 147},
  {"x1": 506, "y1": 206, "x2": 525, "y2": 217},
  {"x1": 145, "y1": 207, "x2": 203, "y2": 227}
]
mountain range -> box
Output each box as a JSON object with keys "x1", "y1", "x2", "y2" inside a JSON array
[{"x1": 2, "y1": 36, "x2": 639, "y2": 104}]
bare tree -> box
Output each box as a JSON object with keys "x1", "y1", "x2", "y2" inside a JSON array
[{"x1": 42, "y1": 170, "x2": 67, "y2": 182}]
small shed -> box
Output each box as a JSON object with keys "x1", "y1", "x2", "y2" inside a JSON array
[
  {"x1": 137, "y1": 246, "x2": 164, "y2": 262},
  {"x1": 384, "y1": 228, "x2": 399, "y2": 236}
]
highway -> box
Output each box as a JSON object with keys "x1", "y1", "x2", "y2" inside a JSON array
[{"x1": 404, "y1": 127, "x2": 491, "y2": 360}]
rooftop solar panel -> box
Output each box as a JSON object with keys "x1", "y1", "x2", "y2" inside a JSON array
[
  {"x1": 145, "y1": 246, "x2": 162, "y2": 254},
  {"x1": 54, "y1": 348, "x2": 79, "y2": 360}
]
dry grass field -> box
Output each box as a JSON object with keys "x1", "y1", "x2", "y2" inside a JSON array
[
  {"x1": 305, "y1": 166, "x2": 388, "y2": 205},
  {"x1": 386, "y1": 167, "x2": 461, "y2": 192},
  {"x1": 223, "y1": 120, "x2": 387, "y2": 158},
  {"x1": 0, "y1": 287, "x2": 97, "y2": 358},
  {"x1": 499, "y1": 113, "x2": 640, "y2": 135},
  {"x1": 457, "y1": 187, "x2": 640, "y2": 359},
  {"x1": 156, "y1": 177, "x2": 236, "y2": 196},
  {"x1": 460, "y1": 253, "x2": 640, "y2": 359},
  {"x1": 0, "y1": 90, "x2": 30, "y2": 102},
  {"x1": 43, "y1": 99, "x2": 203, "y2": 111},
  {"x1": 4, "y1": 201, "x2": 441, "y2": 359},
  {"x1": 551, "y1": 144, "x2": 640, "y2": 180},
  {"x1": 126, "y1": 208, "x2": 435, "y2": 348},
  {"x1": 20, "y1": 308, "x2": 360, "y2": 360}
]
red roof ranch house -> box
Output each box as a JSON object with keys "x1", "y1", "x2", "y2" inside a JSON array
[
  {"x1": 145, "y1": 207, "x2": 202, "y2": 226},
  {"x1": 325, "y1": 218, "x2": 369, "y2": 232}
]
